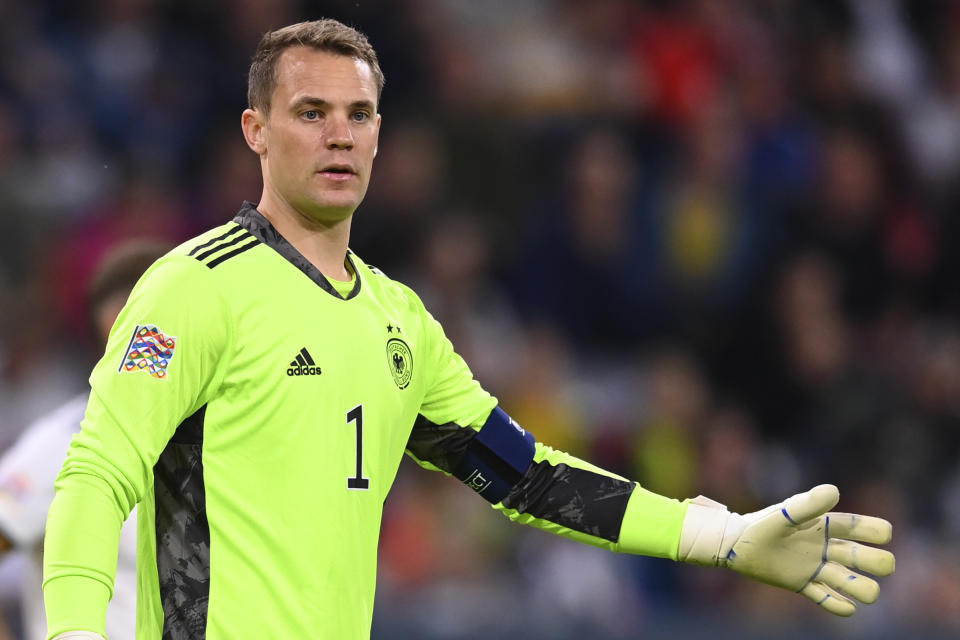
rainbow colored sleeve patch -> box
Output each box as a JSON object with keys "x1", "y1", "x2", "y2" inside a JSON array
[{"x1": 118, "y1": 325, "x2": 177, "y2": 380}]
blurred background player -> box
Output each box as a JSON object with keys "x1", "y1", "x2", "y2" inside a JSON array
[{"x1": 0, "y1": 240, "x2": 170, "y2": 640}]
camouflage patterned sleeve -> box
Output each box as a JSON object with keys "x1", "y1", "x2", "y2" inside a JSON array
[
  {"x1": 495, "y1": 442, "x2": 689, "y2": 557},
  {"x1": 498, "y1": 446, "x2": 635, "y2": 543},
  {"x1": 407, "y1": 412, "x2": 688, "y2": 556}
]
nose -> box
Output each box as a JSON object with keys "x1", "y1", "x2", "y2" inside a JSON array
[{"x1": 325, "y1": 115, "x2": 354, "y2": 150}]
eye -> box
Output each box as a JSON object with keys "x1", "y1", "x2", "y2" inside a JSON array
[
  {"x1": 351, "y1": 111, "x2": 370, "y2": 123},
  {"x1": 302, "y1": 110, "x2": 321, "y2": 121}
]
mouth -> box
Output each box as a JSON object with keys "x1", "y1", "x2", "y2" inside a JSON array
[{"x1": 317, "y1": 163, "x2": 357, "y2": 180}]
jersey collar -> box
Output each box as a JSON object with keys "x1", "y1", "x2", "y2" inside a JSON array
[{"x1": 233, "y1": 201, "x2": 362, "y2": 301}]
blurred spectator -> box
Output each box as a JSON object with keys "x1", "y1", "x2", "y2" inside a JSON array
[
  {"x1": 630, "y1": 347, "x2": 708, "y2": 500},
  {"x1": 187, "y1": 125, "x2": 264, "y2": 230},
  {"x1": 44, "y1": 171, "x2": 192, "y2": 340},
  {"x1": 500, "y1": 324, "x2": 586, "y2": 457},
  {"x1": 655, "y1": 97, "x2": 779, "y2": 330},
  {"x1": 1, "y1": 1, "x2": 959, "y2": 638},
  {"x1": 511, "y1": 126, "x2": 659, "y2": 349},
  {"x1": 353, "y1": 119, "x2": 449, "y2": 279},
  {"x1": 411, "y1": 212, "x2": 526, "y2": 397},
  {"x1": 627, "y1": 2, "x2": 724, "y2": 130},
  {"x1": 789, "y1": 123, "x2": 935, "y2": 321}
]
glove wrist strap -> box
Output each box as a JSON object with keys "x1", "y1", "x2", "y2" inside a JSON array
[{"x1": 678, "y1": 495, "x2": 730, "y2": 566}]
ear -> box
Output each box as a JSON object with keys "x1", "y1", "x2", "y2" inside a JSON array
[
  {"x1": 241, "y1": 108, "x2": 268, "y2": 155},
  {"x1": 373, "y1": 113, "x2": 382, "y2": 157}
]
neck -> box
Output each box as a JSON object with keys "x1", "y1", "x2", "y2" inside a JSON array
[{"x1": 257, "y1": 190, "x2": 353, "y2": 281}]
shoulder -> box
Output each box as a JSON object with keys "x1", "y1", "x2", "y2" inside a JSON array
[
  {"x1": 137, "y1": 222, "x2": 257, "y2": 287},
  {"x1": 351, "y1": 251, "x2": 426, "y2": 314},
  {"x1": 121, "y1": 225, "x2": 253, "y2": 317},
  {"x1": 174, "y1": 221, "x2": 261, "y2": 269}
]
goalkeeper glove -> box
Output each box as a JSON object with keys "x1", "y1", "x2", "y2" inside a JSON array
[
  {"x1": 678, "y1": 484, "x2": 895, "y2": 616},
  {"x1": 52, "y1": 632, "x2": 105, "y2": 640}
]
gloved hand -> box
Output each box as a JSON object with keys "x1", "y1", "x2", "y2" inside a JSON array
[
  {"x1": 51, "y1": 632, "x2": 105, "y2": 639},
  {"x1": 678, "y1": 484, "x2": 895, "y2": 616}
]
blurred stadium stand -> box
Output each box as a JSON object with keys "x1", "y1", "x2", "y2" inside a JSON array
[{"x1": 1, "y1": 0, "x2": 959, "y2": 638}]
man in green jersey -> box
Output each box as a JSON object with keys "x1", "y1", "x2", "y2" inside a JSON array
[{"x1": 43, "y1": 19, "x2": 895, "y2": 640}]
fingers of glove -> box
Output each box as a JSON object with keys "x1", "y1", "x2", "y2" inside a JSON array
[
  {"x1": 825, "y1": 513, "x2": 893, "y2": 544},
  {"x1": 815, "y1": 561, "x2": 880, "y2": 604},
  {"x1": 780, "y1": 484, "x2": 840, "y2": 525},
  {"x1": 800, "y1": 581, "x2": 856, "y2": 617},
  {"x1": 826, "y1": 538, "x2": 896, "y2": 576}
]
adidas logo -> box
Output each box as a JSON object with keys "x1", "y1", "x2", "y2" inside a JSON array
[{"x1": 287, "y1": 348, "x2": 322, "y2": 376}]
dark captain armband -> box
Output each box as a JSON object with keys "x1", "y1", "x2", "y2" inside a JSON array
[
  {"x1": 450, "y1": 407, "x2": 536, "y2": 503},
  {"x1": 418, "y1": 407, "x2": 536, "y2": 504}
]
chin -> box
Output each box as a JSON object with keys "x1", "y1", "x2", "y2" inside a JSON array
[
  {"x1": 298, "y1": 196, "x2": 358, "y2": 222},
  {"x1": 321, "y1": 187, "x2": 367, "y2": 209}
]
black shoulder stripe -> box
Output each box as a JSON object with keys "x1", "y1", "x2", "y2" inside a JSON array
[
  {"x1": 194, "y1": 231, "x2": 256, "y2": 262},
  {"x1": 188, "y1": 224, "x2": 246, "y2": 257},
  {"x1": 205, "y1": 238, "x2": 260, "y2": 269}
]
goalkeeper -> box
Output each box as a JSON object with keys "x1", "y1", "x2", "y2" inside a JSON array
[{"x1": 42, "y1": 18, "x2": 894, "y2": 640}]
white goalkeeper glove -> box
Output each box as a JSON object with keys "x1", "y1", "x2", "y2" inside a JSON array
[
  {"x1": 51, "y1": 632, "x2": 105, "y2": 639},
  {"x1": 678, "y1": 484, "x2": 895, "y2": 616}
]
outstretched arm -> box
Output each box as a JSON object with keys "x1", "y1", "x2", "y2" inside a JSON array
[
  {"x1": 408, "y1": 407, "x2": 894, "y2": 616},
  {"x1": 411, "y1": 295, "x2": 894, "y2": 616}
]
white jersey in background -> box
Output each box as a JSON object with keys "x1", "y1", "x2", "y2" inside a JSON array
[{"x1": 0, "y1": 393, "x2": 137, "y2": 640}]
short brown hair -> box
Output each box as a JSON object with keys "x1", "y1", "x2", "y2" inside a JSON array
[{"x1": 248, "y1": 19, "x2": 385, "y2": 114}]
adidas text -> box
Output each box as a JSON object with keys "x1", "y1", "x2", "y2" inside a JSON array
[{"x1": 287, "y1": 365, "x2": 322, "y2": 376}]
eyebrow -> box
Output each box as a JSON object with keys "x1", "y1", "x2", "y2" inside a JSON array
[{"x1": 290, "y1": 96, "x2": 377, "y2": 112}]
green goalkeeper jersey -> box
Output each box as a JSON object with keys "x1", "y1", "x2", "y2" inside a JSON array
[{"x1": 44, "y1": 203, "x2": 687, "y2": 640}]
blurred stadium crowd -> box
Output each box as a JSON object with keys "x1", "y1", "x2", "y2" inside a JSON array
[{"x1": 0, "y1": 0, "x2": 959, "y2": 638}]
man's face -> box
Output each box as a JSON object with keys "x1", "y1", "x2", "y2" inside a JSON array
[{"x1": 251, "y1": 47, "x2": 381, "y2": 224}]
